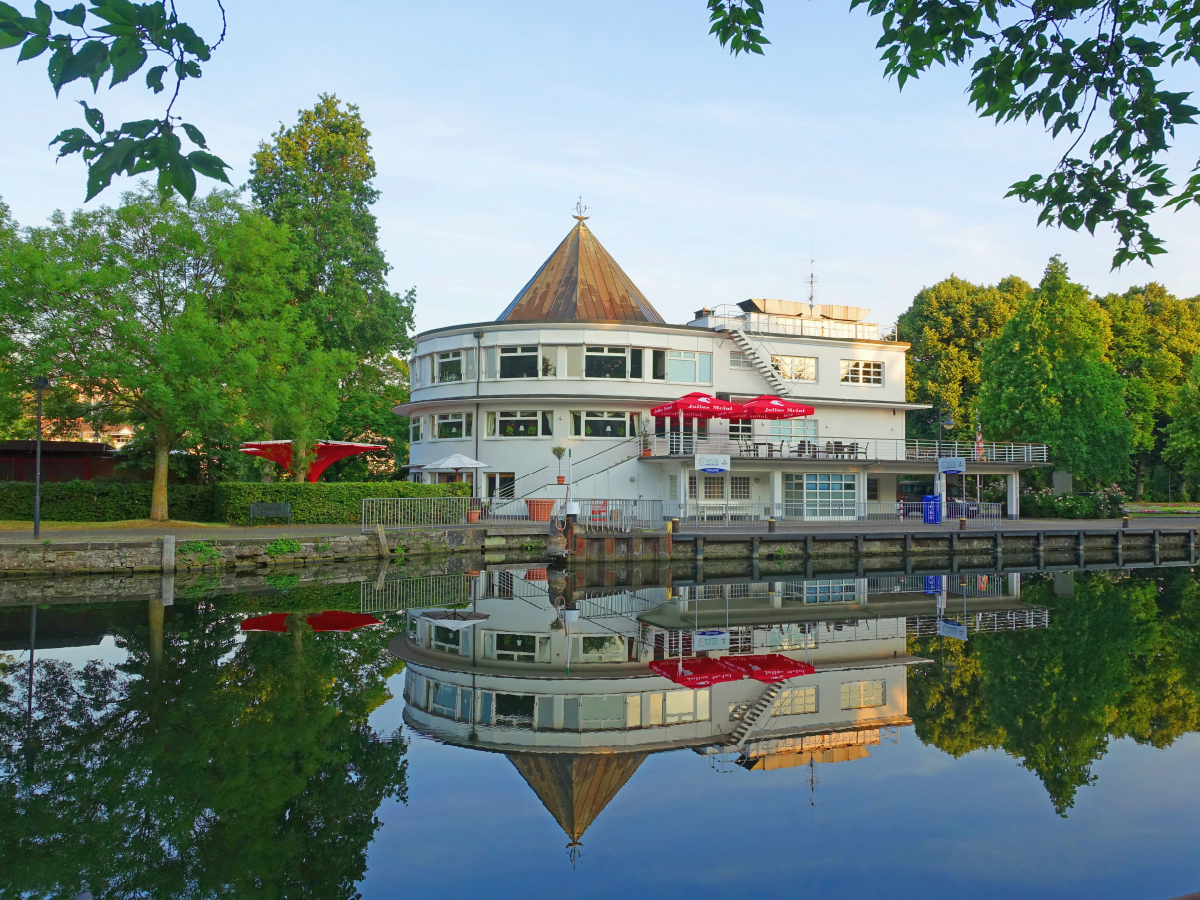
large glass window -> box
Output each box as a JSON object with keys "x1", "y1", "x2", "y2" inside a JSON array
[
  {"x1": 571, "y1": 411, "x2": 637, "y2": 438},
  {"x1": 487, "y1": 411, "x2": 553, "y2": 437},
  {"x1": 486, "y1": 631, "x2": 551, "y2": 663},
  {"x1": 840, "y1": 360, "x2": 883, "y2": 385},
  {"x1": 703, "y1": 476, "x2": 724, "y2": 500},
  {"x1": 768, "y1": 418, "x2": 818, "y2": 439},
  {"x1": 494, "y1": 693, "x2": 536, "y2": 726},
  {"x1": 730, "y1": 476, "x2": 751, "y2": 500},
  {"x1": 792, "y1": 578, "x2": 858, "y2": 603},
  {"x1": 585, "y1": 346, "x2": 627, "y2": 378},
  {"x1": 730, "y1": 350, "x2": 755, "y2": 369},
  {"x1": 771, "y1": 355, "x2": 817, "y2": 382},
  {"x1": 410, "y1": 416, "x2": 422, "y2": 443},
  {"x1": 652, "y1": 349, "x2": 666, "y2": 380},
  {"x1": 630, "y1": 348, "x2": 643, "y2": 378},
  {"x1": 541, "y1": 346, "x2": 558, "y2": 377},
  {"x1": 578, "y1": 695, "x2": 626, "y2": 730},
  {"x1": 841, "y1": 680, "x2": 885, "y2": 709},
  {"x1": 729, "y1": 418, "x2": 752, "y2": 437},
  {"x1": 436, "y1": 351, "x2": 462, "y2": 383},
  {"x1": 774, "y1": 686, "x2": 818, "y2": 715},
  {"x1": 500, "y1": 346, "x2": 538, "y2": 379},
  {"x1": 432, "y1": 626, "x2": 462, "y2": 655},
  {"x1": 573, "y1": 635, "x2": 626, "y2": 663},
  {"x1": 667, "y1": 350, "x2": 712, "y2": 383},
  {"x1": 804, "y1": 472, "x2": 856, "y2": 518},
  {"x1": 436, "y1": 412, "x2": 472, "y2": 440}
]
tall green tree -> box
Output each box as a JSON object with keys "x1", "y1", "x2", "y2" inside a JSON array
[
  {"x1": 1164, "y1": 356, "x2": 1200, "y2": 487},
  {"x1": 1098, "y1": 283, "x2": 1200, "y2": 498},
  {"x1": 249, "y1": 93, "x2": 415, "y2": 359},
  {"x1": 979, "y1": 258, "x2": 1131, "y2": 484},
  {"x1": 898, "y1": 274, "x2": 1029, "y2": 440}
]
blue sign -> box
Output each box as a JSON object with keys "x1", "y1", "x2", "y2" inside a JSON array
[
  {"x1": 923, "y1": 575, "x2": 943, "y2": 594},
  {"x1": 922, "y1": 494, "x2": 943, "y2": 524}
]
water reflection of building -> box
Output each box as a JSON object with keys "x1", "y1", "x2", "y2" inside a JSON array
[{"x1": 389, "y1": 567, "x2": 1045, "y2": 849}]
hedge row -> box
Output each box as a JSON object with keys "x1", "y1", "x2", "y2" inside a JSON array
[{"x1": 0, "y1": 479, "x2": 470, "y2": 524}]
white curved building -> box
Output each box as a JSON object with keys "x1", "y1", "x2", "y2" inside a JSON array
[{"x1": 397, "y1": 216, "x2": 1047, "y2": 516}]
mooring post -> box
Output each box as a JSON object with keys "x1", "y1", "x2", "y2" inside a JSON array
[
  {"x1": 694, "y1": 535, "x2": 704, "y2": 563},
  {"x1": 1154, "y1": 530, "x2": 1162, "y2": 566},
  {"x1": 161, "y1": 534, "x2": 175, "y2": 573},
  {"x1": 1077, "y1": 530, "x2": 1086, "y2": 566},
  {"x1": 1190, "y1": 529, "x2": 1196, "y2": 565},
  {"x1": 904, "y1": 533, "x2": 913, "y2": 554},
  {"x1": 374, "y1": 524, "x2": 390, "y2": 559},
  {"x1": 751, "y1": 535, "x2": 760, "y2": 560},
  {"x1": 805, "y1": 534, "x2": 813, "y2": 557}
]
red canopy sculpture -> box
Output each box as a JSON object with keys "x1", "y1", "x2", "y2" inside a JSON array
[
  {"x1": 651, "y1": 392, "x2": 742, "y2": 419},
  {"x1": 719, "y1": 654, "x2": 816, "y2": 683},
  {"x1": 737, "y1": 395, "x2": 815, "y2": 420},
  {"x1": 240, "y1": 611, "x2": 381, "y2": 633},
  {"x1": 239, "y1": 439, "x2": 386, "y2": 482},
  {"x1": 649, "y1": 656, "x2": 744, "y2": 688}
]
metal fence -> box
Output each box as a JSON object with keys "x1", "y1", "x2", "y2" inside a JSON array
[
  {"x1": 907, "y1": 608, "x2": 1049, "y2": 636},
  {"x1": 646, "y1": 434, "x2": 1048, "y2": 463},
  {"x1": 360, "y1": 573, "x2": 474, "y2": 613},
  {"x1": 572, "y1": 498, "x2": 664, "y2": 533},
  {"x1": 362, "y1": 496, "x2": 665, "y2": 532},
  {"x1": 666, "y1": 500, "x2": 1002, "y2": 527}
]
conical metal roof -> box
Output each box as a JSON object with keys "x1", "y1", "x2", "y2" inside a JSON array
[
  {"x1": 497, "y1": 217, "x2": 665, "y2": 323},
  {"x1": 506, "y1": 751, "x2": 647, "y2": 842}
]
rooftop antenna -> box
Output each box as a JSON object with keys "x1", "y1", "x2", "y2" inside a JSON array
[
  {"x1": 573, "y1": 197, "x2": 589, "y2": 222},
  {"x1": 806, "y1": 245, "x2": 820, "y2": 316}
]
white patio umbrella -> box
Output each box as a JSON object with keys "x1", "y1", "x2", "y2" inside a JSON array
[{"x1": 422, "y1": 453, "x2": 489, "y2": 483}]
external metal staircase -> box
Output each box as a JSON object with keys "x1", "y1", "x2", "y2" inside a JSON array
[
  {"x1": 725, "y1": 680, "x2": 787, "y2": 745},
  {"x1": 719, "y1": 327, "x2": 789, "y2": 394}
]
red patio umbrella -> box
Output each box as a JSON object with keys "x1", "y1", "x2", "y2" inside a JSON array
[
  {"x1": 719, "y1": 654, "x2": 816, "y2": 683},
  {"x1": 649, "y1": 656, "x2": 743, "y2": 688},
  {"x1": 305, "y1": 611, "x2": 381, "y2": 632},
  {"x1": 651, "y1": 392, "x2": 743, "y2": 419},
  {"x1": 737, "y1": 395, "x2": 815, "y2": 420}
]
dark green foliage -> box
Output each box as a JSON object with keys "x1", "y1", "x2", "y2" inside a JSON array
[
  {"x1": 1020, "y1": 487, "x2": 1126, "y2": 519},
  {"x1": 0, "y1": 479, "x2": 468, "y2": 523},
  {"x1": 0, "y1": 480, "x2": 216, "y2": 521},
  {"x1": 177, "y1": 540, "x2": 220, "y2": 564},
  {"x1": 0, "y1": 1, "x2": 230, "y2": 200},
  {"x1": 707, "y1": 0, "x2": 769, "y2": 56},
  {"x1": 264, "y1": 537, "x2": 302, "y2": 557}
]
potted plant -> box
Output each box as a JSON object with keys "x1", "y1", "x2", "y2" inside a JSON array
[
  {"x1": 640, "y1": 424, "x2": 652, "y2": 457},
  {"x1": 551, "y1": 446, "x2": 567, "y2": 484}
]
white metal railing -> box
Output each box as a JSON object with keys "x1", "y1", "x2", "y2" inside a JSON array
[
  {"x1": 360, "y1": 574, "x2": 474, "y2": 613},
  {"x1": 362, "y1": 497, "x2": 473, "y2": 529},
  {"x1": 666, "y1": 500, "x2": 1001, "y2": 526},
  {"x1": 907, "y1": 608, "x2": 1049, "y2": 636},
  {"x1": 572, "y1": 498, "x2": 664, "y2": 532},
  {"x1": 362, "y1": 496, "x2": 664, "y2": 531},
  {"x1": 578, "y1": 587, "x2": 667, "y2": 618},
  {"x1": 705, "y1": 307, "x2": 886, "y2": 341},
  {"x1": 646, "y1": 434, "x2": 1048, "y2": 464}
]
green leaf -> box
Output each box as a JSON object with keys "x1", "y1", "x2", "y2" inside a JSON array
[
  {"x1": 187, "y1": 149, "x2": 230, "y2": 183},
  {"x1": 0, "y1": 2, "x2": 23, "y2": 22},
  {"x1": 144, "y1": 63, "x2": 166, "y2": 93},
  {"x1": 54, "y1": 3, "x2": 84, "y2": 26},
  {"x1": 77, "y1": 99, "x2": 103, "y2": 133},
  {"x1": 33, "y1": 0, "x2": 50, "y2": 25},
  {"x1": 181, "y1": 122, "x2": 206, "y2": 148},
  {"x1": 17, "y1": 31, "x2": 47, "y2": 59},
  {"x1": 170, "y1": 156, "x2": 197, "y2": 200},
  {"x1": 90, "y1": 0, "x2": 137, "y2": 25},
  {"x1": 0, "y1": 30, "x2": 23, "y2": 49},
  {"x1": 107, "y1": 33, "x2": 145, "y2": 85}
]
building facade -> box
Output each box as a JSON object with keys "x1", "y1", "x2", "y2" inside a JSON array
[{"x1": 398, "y1": 217, "x2": 1048, "y2": 516}]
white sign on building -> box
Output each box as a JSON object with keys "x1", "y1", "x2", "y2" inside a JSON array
[
  {"x1": 937, "y1": 457, "x2": 967, "y2": 475},
  {"x1": 937, "y1": 619, "x2": 968, "y2": 641},
  {"x1": 695, "y1": 454, "x2": 731, "y2": 473},
  {"x1": 693, "y1": 629, "x2": 731, "y2": 651}
]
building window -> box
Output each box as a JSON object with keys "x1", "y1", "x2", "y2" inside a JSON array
[
  {"x1": 703, "y1": 476, "x2": 724, "y2": 500},
  {"x1": 667, "y1": 350, "x2": 712, "y2": 384},
  {"x1": 841, "y1": 680, "x2": 885, "y2": 709},
  {"x1": 437, "y1": 351, "x2": 463, "y2": 383},
  {"x1": 774, "y1": 686, "x2": 818, "y2": 715},
  {"x1": 730, "y1": 476, "x2": 751, "y2": 500},
  {"x1": 652, "y1": 349, "x2": 666, "y2": 380},
  {"x1": 485, "y1": 631, "x2": 551, "y2": 663},
  {"x1": 792, "y1": 578, "x2": 858, "y2": 603},
  {"x1": 576, "y1": 695, "x2": 627, "y2": 730},
  {"x1": 436, "y1": 412, "x2": 472, "y2": 440},
  {"x1": 840, "y1": 360, "x2": 883, "y2": 385},
  {"x1": 730, "y1": 350, "x2": 755, "y2": 369},
  {"x1": 573, "y1": 635, "x2": 626, "y2": 663},
  {"x1": 410, "y1": 416, "x2": 422, "y2": 442},
  {"x1": 688, "y1": 474, "x2": 697, "y2": 499},
  {"x1": 668, "y1": 475, "x2": 678, "y2": 499},
  {"x1": 487, "y1": 410, "x2": 553, "y2": 437},
  {"x1": 432, "y1": 625, "x2": 464, "y2": 655},
  {"x1": 500, "y1": 346, "x2": 539, "y2": 379},
  {"x1": 630, "y1": 348, "x2": 644, "y2": 378},
  {"x1": 771, "y1": 355, "x2": 817, "y2": 382},
  {"x1": 767, "y1": 418, "x2": 817, "y2": 439},
  {"x1": 585, "y1": 346, "x2": 628, "y2": 379},
  {"x1": 571, "y1": 411, "x2": 638, "y2": 438},
  {"x1": 541, "y1": 346, "x2": 558, "y2": 377},
  {"x1": 493, "y1": 693, "x2": 536, "y2": 727},
  {"x1": 868, "y1": 477, "x2": 879, "y2": 501},
  {"x1": 729, "y1": 418, "x2": 752, "y2": 437}
]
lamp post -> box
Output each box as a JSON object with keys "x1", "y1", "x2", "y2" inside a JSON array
[
  {"x1": 931, "y1": 405, "x2": 955, "y2": 501},
  {"x1": 33, "y1": 376, "x2": 51, "y2": 539}
]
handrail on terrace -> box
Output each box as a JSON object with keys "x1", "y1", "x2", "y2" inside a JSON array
[{"x1": 645, "y1": 434, "x2": 1049, "y2": 464}]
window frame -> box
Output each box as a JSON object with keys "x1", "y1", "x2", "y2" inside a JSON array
[
  {"x1": 499, "y1": 345, "x2": 539, "y2": 380},
  {"x1": 434, "y1": 411, "x2": 473, "y2": 440},
  {"x1": 436, "y1": 350, "x2": 464, "y2": 384},
  {"x1": 584, "y1": 345, "x2": 629, "y2": 379},
  {"x1": 770, "y1": 354, "x2": 818, "y2": 382},
  {"x1": 840, "y1": 359, "x2": 884, "y2": 386},
  {"x1": 840, "y1": 680, "x2": 886, "y2": 709}
]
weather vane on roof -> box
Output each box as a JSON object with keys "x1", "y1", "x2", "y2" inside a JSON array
[{"x1": 573, "y1": 197, "x2": 589, "y2": 222}]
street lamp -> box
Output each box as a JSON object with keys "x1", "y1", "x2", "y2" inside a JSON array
[{"x1": 33, "y1": 376, "x2": 51, "y2": 539}]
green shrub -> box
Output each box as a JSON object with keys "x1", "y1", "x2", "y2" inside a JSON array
[
  {"x1": 0, "y1": 479, "x2": 469, "y2": 524},
  {"x1": 215, "y1": 481, "x2": 470, "y2": 525},
  {"x1": 178, "y1": 540, "x2": 221, "y2": 564},
  {"x1": 0, "y1": 481, "x2": 216, "y2": 522},
  {"x1": 1020, "y1": 486, "x2": 1125, "y2": 519},
  {"x1": 264, "y1": 538, "x2": 302, "y2": 557}
]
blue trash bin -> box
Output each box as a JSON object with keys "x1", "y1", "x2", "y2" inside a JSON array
[{"x1": 922, "y1": 494, "x2": 943, "y2": 524}]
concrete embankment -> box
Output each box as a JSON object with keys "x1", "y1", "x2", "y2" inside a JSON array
[{"x1": 0, "y1": 524, "x2": 550, "y2": 577}]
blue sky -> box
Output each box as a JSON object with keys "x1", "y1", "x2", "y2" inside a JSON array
[{"x1": 3, "y1": 1, "x2": 1200, "y2": 334}]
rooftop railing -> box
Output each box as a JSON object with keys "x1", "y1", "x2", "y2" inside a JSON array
[
  {"x1": 646, "y1": 434, "x2": 1049, "y2": 464},
  {"x1": 702, "y1": 305, "x2": 894, "y2": 341}
]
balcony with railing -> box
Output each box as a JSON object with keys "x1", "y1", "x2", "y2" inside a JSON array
[
  {"x1": 698, "y1": 304, "x2": 896, "y2": 341},
  {"x1": 645, "y1": 434, "x2": 1049, "y2": 464}
]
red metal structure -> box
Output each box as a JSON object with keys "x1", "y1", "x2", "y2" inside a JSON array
[{"x1": 239, "y1": 439, "x2": 386, "y2": 482}]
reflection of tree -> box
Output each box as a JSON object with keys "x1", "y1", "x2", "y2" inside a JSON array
[
  {"x1": 0, "y1": 601, "x2": 407, "y2": 899},
  {"x1": 909, "y1": 571, "x2": 1200, "y2": 816}
]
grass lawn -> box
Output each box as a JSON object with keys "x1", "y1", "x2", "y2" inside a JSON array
[{"x1": 0, "y1": 519, "x2": 225, "y2": 531}]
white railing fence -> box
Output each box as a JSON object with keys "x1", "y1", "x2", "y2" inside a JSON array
[
  {"x1": 665, "y1": 500, "x2": 1002, "y2": 527},
  {"x1": 363, "y1": 496, "x2": 665, "y2": 532},
  {"x1": 361, "y1": 573, "x2": 474, "y2": 613},
  {"x1": 646, "y1": 434, "x2": 1048, "y2": 464}
]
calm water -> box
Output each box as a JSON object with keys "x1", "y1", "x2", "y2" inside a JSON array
[{"x1": 2, "y1": 561, "x2": 1199, "y2": 899}]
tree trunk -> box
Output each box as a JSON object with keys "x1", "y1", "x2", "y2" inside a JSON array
[
  {"x1": 291, "y1": 436, "x2": 310, "y2": 482},
  {"x1": 1134, "y1": 455, "x2": 1146, "y2": 501},
  {"x1": 150, "y1": 423, "x2": 170, "y2": 521}
]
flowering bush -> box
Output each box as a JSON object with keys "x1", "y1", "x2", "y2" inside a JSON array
[{"x1": 1020, "y1": 485, "x2": 1125, "y2": 519}]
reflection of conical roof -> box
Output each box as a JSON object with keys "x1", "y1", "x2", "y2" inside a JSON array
[
  {"x1": 507, "y1": 752, "x2": 647, "y2": 841},
  {"x1": 497, "y1": 218, "x2": 665, "y2": 323}
]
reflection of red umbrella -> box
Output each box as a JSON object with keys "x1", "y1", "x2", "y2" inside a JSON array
[
  {"x1": 651, "y1": 392, "x2": 742, "y2": 419},
  {"x1": 240, "y1": 612, "x2": 290, "y2": 633},
  {"x1": 720, "y1": 654, "x2": 815, "y2": 683},
  {"x1": 737, "y1": 395, "x2": 815, "y2": 420},
  {"x1": 305, "y1": 611, "x2": 380, "y2": 632},
  {"x1": 649, "y1": 656, "x2": 743, "y2": 688}
]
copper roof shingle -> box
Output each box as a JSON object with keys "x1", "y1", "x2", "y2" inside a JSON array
[{"x1": 497, "y1": 217, "x2": 665, "y2": 323}]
